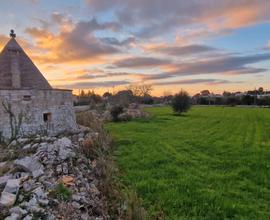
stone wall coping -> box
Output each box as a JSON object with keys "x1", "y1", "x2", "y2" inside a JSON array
[{"x1": 0, "y1": 88, "x2": 72, "y2": 92}]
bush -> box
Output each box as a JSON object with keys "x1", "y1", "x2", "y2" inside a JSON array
[
  {"x1": 110, "y1": 105, "x2": 124, "y2": 122},
  {"x1": 171, "y1": 90, "x2": 191, "y2": 115}
]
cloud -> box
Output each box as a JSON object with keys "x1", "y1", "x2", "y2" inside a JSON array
[
  {"x1": 51, "y1": 69, "x2": 143, "y2": 82},
  {"x1": 1, "y1": 1, "x2": 269, "y2": 94},
  {"x1": 148, "y1": 44, "x2": 218, "y2": 56},
  {"x1": 51, "y1": 12, "x2": 66, "y2": 25},
  {"x1": 59, "y1": 80, "x2": 130, "y2": 89},
  {"x1": 85, "y1": 0, "x2": 270, "y2": 39},
  {"x1": 154, "y1": 79, "x2": 238, "y2": 86},
  {"x1": 111, "y1": 56, "x2": 172, "y2": 68},
  {"x1": 266, "y1": 41, "x2": 270, "y2": 49},
  {"x1": 0, "y1": 34, "x2": 36, "y2": 53},
  {"x1": 25, "y1": 27, "x2": 52, "y2": 39},
  {"x1": 100, "y1": 37, "x2": 136, "y2": 47},
  {"x1": 25, "y1": 18, "x2": 122, "y2": 64},
  {"x1": 0, "y1": 35, "x2": 10, "y2": 48},
  {"x1": 11, "y1": 0, "x2": 39, "y2": 3},
  {"x1": 76, "y1": 71, "x2": 137, "y2": 79},
  {"x1": 143, "y1": 53, "x2": 270, "y2": 80}
]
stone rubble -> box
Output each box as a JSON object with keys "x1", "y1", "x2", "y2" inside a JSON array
[
  {"x1": 0, "y1": 130, "x2": 109, "y2": 220},
  {"x1": 14, "y1": 156, "x2": 44, "y2": 174}
]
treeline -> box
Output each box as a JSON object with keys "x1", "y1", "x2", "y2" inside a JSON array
[
  {"x1": 74, "y1": 84, "x2": 157, "y2": 107},
  {"x1": 74, "y1": 86, "x2": 270, "y2": 107},
  {"x1": 193, "y1": 87, "x2": 270, "y2": 106}
]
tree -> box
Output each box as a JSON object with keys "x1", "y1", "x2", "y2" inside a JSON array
[
  {"x1": 127, "y1": 84, "x2": 153, "y2": 97},
  {"x1": 241, "y1": 95, "x2": 253, "y2": 105},
  {"x1": 110, "y1": 90, "x2": 134, "y2": 107},
  {"x1": 171, "y1": 90, "x2": 191, "y2": 115},
  {"x1": 103, "y1": 92, "x2": 112, "y2": 98},
  {"x1": 142, "y1": 96, "x2": 154, "y2": 104},
  {"x1": 138, "y1": 84, "x2": 153, "y2": 97},
  {"x1": 200, "y1": 90, "x2": 210, "y2": 96},
  {"x1": 75, "y1": 90, "x2": 102, "y2": 106},
  {"x1": 79, "y1": 90, "x2": 86, "y2": 97},
  {"x1": 223, "y1": 91, "x2": 232, "y2": 97},
  {"x1": 258, "y1": 87, "x2": 264, "y2": 94}
]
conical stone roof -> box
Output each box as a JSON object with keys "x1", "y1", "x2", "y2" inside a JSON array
[{"x1": 0, "y1": 33, "x2": 52, "y2": 90}]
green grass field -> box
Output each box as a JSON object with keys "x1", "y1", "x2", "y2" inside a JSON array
[{"x1": 106, "y1": 106, "x2": 270, "y2": 220}]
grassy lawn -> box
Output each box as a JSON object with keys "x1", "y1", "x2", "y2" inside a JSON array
[{"x1": 106, "y1": 106, "x2": 270, "y2": 220}]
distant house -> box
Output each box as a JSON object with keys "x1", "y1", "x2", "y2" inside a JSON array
[
  {"x1": 257, "y1": 94, "x2": 270, "y2": 99},
  {"x1": 0, "y1": 30, "x2": 77, "y2": 141}
]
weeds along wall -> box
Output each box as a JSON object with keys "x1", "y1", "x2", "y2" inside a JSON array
[{"x1": 0, "y1": 89, "x2": 78, "y2": 140}]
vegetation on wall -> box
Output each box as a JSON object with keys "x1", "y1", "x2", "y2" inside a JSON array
[
  {"x1": 2, "y1": 100, "x2": 25, "y2": 142},
  {"x1": 76, "y1": 111, "x2": 149, "y2": 220}
]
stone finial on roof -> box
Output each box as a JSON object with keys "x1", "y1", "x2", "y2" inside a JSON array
[{"x1": 10, "y1": 29, "x2": 16, "y2": 38}]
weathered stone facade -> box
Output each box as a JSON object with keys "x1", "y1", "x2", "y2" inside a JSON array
[
  {"x1": 0, "y1": 89, "x2": 77, "y2": 140},
  {"x1": 0, "y1": 31, "x2": 78, "y2": 141}
]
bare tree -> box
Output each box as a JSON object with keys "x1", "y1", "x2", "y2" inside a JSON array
[
  {"x1": 139, "y1": 84, "x2": 153, "y2": 97},
  {"x1": 2, "y1": 100, "x2": 24, "y2": 141},
  {"x1": 126, "y1": 84, "x2": 153, "y2": 97},
  {"x1": 126, "y1": 84, "x2": 140, "y2": 96}
]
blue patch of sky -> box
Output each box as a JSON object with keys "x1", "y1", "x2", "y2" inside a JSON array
[{"x1": 207, "y1": 23, "x2": 270, "y2": 53}]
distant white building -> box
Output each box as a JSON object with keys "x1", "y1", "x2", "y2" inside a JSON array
[{"x1": 257, "y1": 94, "x2": 270, "y2": 99}]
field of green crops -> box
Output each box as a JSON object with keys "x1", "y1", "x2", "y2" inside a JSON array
[{"x1": 107, "y1": 106, "x2": 270, "y2": 220}]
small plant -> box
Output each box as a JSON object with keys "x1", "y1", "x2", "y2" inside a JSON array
[
  {"x1": 171, "y1": 90, "x2": 191, "y2": 115},
  {"x1": 51, "y1": 183, "x2": 72, "y2": 201},
  {"x1": 110, "y1": 105, "x2": 124, "y2": 122}
]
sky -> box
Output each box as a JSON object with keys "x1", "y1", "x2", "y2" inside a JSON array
[{"x1": 0, "y1": 0, "x2": 270, "y2": 96}]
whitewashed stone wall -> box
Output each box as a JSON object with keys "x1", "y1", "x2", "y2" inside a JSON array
[{"x1": 0, "y1": 89, "x2": 78, "y2": 140}]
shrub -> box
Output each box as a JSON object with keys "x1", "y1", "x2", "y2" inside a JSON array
[
  {"x1": 171, "y1": 90, "x2": 191, "y2": 115},
  {"x1": 110, "y1": 105, "x2": 124, "y2": 122}
]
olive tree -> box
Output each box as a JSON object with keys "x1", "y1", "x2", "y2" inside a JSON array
[{"x1": 171, "y1": 90, "x2": 191, "y2": 115}]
